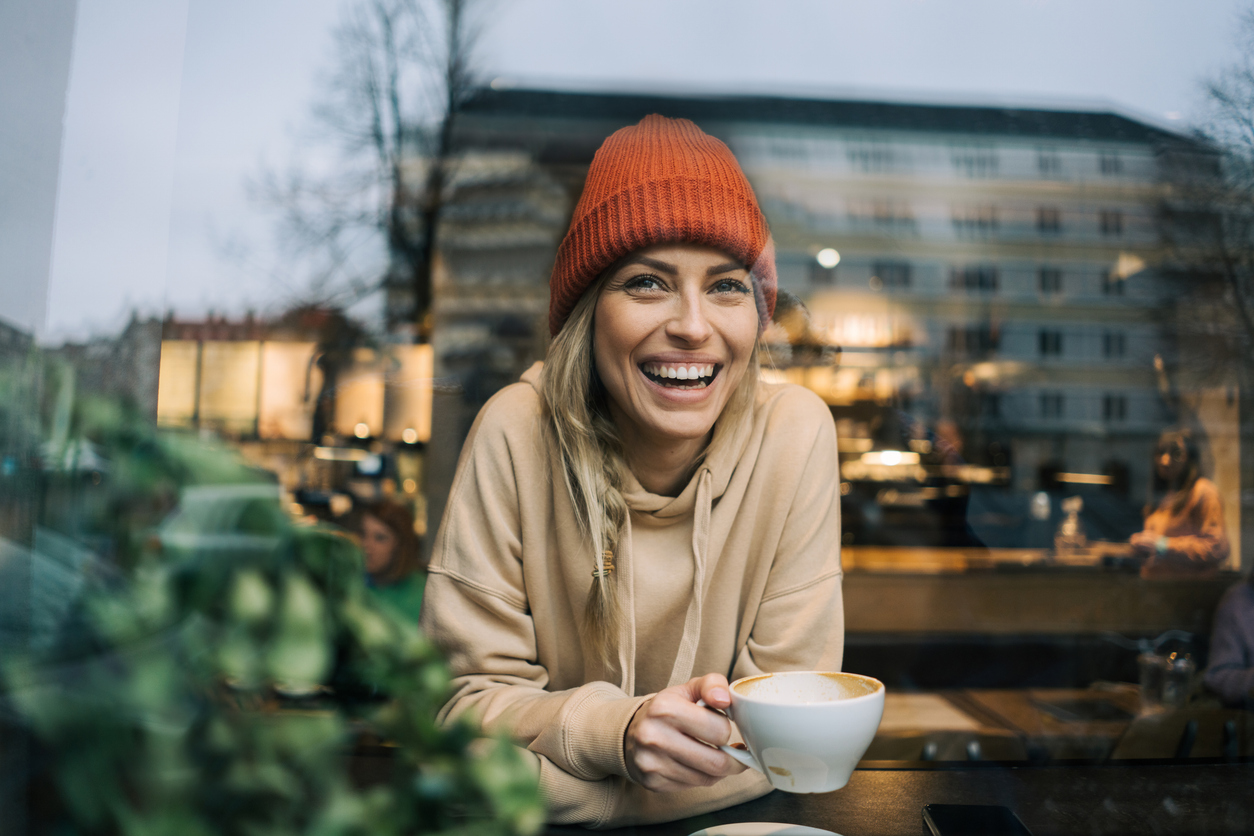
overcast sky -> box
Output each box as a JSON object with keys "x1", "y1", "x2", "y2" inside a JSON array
[{"x1": 37, "y1": 0, "x2": 1249, "y2": 342}]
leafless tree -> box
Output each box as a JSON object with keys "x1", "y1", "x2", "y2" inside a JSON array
[
  {"x1": 1155, "y1": 9, "x2": 1254, "y2": 565},
  {"x1": 1158, "y1": 10, "x2": 1254, "y2": 391},
  {"x1": 255, "y1": 0, "x2": 480, "y2": 341}
]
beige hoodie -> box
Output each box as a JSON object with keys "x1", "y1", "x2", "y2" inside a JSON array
[{"x1": 421, "y1": 366, "x2": 844, "y2": 827}]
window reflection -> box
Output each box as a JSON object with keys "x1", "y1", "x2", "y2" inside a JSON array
[{"x1": 3, "y1": 6, "x2": 1253, "y2": 832}]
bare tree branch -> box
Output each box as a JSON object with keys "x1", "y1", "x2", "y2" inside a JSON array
[{"x1": 251, "y1": 0, "x2": 481, "y2": 341}]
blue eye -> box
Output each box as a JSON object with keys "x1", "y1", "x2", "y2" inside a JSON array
[
  {"x1": 625, "y1": 274, "x2": 665, "y2": 291},
  {"x1": 713, "y1": 278, "x2": 751, "y2": 294}
]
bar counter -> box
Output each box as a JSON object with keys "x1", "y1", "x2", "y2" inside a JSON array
[{"x1": 841, "y1": 546, "x2": 1237, "y2": 636}]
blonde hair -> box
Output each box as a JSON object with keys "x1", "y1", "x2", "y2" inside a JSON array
[{"x1": 539, "y1": 270, "x2": 761, "y2": 668}]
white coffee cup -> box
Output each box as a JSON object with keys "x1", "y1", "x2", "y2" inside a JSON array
[{"x1": 714, "y1": 671, "x2": 885, "y2": 794}]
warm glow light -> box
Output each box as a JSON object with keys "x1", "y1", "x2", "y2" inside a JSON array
[
  {"x1": 403, "y1": 478, "x2": 417, "y2": 493},
  {"x1": 860, "y1": 450, "x2": 920, "y2": 466},
  {"x1": 1056, "y1": 472, "x2": 1112, "y2": 485},
  {"x1": 402, "y1": 427, "x2": 419, "y2": 444},
  {"x1": 314, "y1": 447, "x2": 368, "y2": 462},
  {"x1": 816, "y1": 248, "x2": 841, "y2": 269},
  {"x1": 354, "y1": 422, "x2": 370, "y2": 438}
]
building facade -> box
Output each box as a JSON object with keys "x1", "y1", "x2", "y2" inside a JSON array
[{"x1": 425, "y1": 88, "x2": 1233, "y2": 556}]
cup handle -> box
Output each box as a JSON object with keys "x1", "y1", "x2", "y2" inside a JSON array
[{"x1": 696, "y1": 700, "x2": 763, "y2": 774}]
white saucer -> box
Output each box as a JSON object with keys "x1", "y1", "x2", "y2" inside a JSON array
[{"x1": 687, "y1": 823, "x2": 839, "y2": 836}]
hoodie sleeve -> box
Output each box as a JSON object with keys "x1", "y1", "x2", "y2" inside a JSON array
[
  {"x1": 1203, "y1": 585, "x2": 1254, "y2": 707},
  {"x1": 420, "y1": 387, "x2": 650, "y2": 824},
  {"x1": 734, "y1": 387, "x2": 844, "y2": 678}
]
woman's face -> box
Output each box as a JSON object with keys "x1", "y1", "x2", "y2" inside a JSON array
[
  {"x1": 1156, "y1": 437, "x2": 1187, "y2": 482},
  {"x1": 593, "y1": 242, "x2": 759, "y2": 449},
  {"x1": 361, "y1": 513, "x2": 397, "y2": 574}
]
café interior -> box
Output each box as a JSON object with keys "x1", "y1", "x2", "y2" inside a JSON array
[{"x1": 4, "y1": 5, "x2": 1254, "y2": 835}]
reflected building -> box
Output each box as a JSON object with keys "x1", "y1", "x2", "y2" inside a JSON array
[{"x1": 426, "y1": 88, "x2": 1233, "y2": 557}]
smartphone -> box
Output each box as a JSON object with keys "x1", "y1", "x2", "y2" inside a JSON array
[{"x1": 922, "y1": 804, "x2": 1034, "y2": 836}]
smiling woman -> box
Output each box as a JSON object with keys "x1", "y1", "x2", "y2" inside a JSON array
[
  {"x1": 595, "y1": 244, "x2": 760, "y2": 494},
  {"x1": 421, "y1": 115, "x2": 843, "y2": 827}
]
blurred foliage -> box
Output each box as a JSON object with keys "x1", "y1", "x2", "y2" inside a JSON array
[{"x1": 3, "y1": 389, "x2": 544, "y2": 836}]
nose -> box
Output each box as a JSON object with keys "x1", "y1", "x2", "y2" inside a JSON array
[{"x1": 665, "y1": 288, "x2": 714, "y2": 345}]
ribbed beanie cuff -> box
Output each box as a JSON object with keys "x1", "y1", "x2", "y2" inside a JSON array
[{"x1": 549, "y1": 115, "x2": 776, "y2": 336}]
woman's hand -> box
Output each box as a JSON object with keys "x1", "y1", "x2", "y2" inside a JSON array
[
  {"x1": 1130, "y1": 531, "x2": 1158, "y2": 554},
  {"x1": 624, "y1": 673, "x2": 747, "y2": 791}
]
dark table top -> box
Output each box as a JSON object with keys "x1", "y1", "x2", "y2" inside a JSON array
[{"x1": 551, "y1": 762, "x2": 1254, "y2": 836}]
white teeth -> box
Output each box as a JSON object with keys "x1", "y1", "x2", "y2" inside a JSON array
[{"x1": 644, "y1": 362, "x2": 717, "y2": 381}]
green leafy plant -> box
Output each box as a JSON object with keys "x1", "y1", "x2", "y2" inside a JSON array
[{"x1": 4, "y1": 394, "x2": 544, "y2": 836}]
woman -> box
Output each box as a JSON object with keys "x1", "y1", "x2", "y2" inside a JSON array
[
  {"x1": 1130, "y1": 428, "x2": 1229, "y2": 576},
  {"x1": 359, "y1": 499, "x2": 426, "y2": 621},
  {"x1": 420, "y1": 115, "x2": 843, "y2": 827},
  {"x1": 1204, "y1": 572, "x2": 1254, "y2": 709}
]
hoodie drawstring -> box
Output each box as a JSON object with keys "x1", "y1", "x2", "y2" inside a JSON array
[
  {"x1": 617, "y1": 514, "x2": 637, "y2": 696},
  {"x1": 666, "y1": 467, "x2": 713, "y2": 688}
]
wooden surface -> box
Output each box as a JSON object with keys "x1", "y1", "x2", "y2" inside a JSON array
[
  {"x1": 952, "y1": 688, "x2": 1141, "y2": 761},
  {"x1": 842, "y1": 570, "x2": 1234, "y2": 635},
  {"x1": 842, "y1": 545, "x2": 1132, "y2": 574},
  {"x1": 558, "y1": 762, "x2": 1254, "y2": 836}
]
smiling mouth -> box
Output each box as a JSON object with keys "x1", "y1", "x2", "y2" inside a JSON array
[{"x1": 640, "y1": 362, "x2": 721, "y2": 390}]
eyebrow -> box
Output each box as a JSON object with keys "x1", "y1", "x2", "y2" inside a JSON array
[{"x1": 621, "y1": 255, "x2": 747, "y2": 275}]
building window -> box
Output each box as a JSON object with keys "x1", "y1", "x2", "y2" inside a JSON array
[
  {"x1": 847, "y1": 142, "x2": 895, "y2": 173},
  {"x1": 1038, "y1": 150, "x2": 1062, "y2": 177},
  {"x1": 950, "y1": 265, "x2": 999, "y2": 292},
  {"x1": 1103, "y1": 331, "x2": 1126, "y2": 358},
  {"x1": 1099, "y1": 210, "x2": 1124, "y2": 236},
  {"x1": 1038, "y1": 267, "x2": 1063, "y2": 295},
  {"x1": 947, "y1": 325, "x2": 1000, "y2": 355},
  {"x1": 1036, "y1": 207, "x2": 1062, "y2": 234},
  {"x1": 1099, "y1": 152, "x2": 1123, "y2": 176},
  {"x1": 952, "y1": 205, "x2": 999, "y2": 236},
  {"x1": 847, "y1": 199, "x2": 916, "y2": 232},
  {"x1": 873, "y1": 260, "x2": 911, "y2": 289},
  {"x1": 1040, "y1": 392, "x2": 1064, "y2": 419},
  {"x1": 1102, "y1": 270, "x2": 1126, "y2": 296},
  {"x1": 951, "y1": 146, "x2": 999, "y2": 178},
  {"x1": 809, "y1": 262, "x2": 836, "y2": 285},
  {"x1": 1038, "y1": 330, "x2": 1063, "y2": 356},
  {"x1": 1103, "y1": 394, "x2": 1127, "y2": 422}
]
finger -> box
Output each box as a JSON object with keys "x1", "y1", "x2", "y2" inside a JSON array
[
  {"x1": 696, "y1": 673, "x2": 732, "y2": 709},
  {"x1": 637, "y1": 716, "x2": 741, "y2": 777},
  {"x1": 632, "y1": 745, "x2": 725, "y2": 791},
  {"x1": 649, "y1": 691, "x2": 733, "y2": 746}
]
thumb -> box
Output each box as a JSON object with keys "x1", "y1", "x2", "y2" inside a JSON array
[{"x1": 689, "y1": 673, "x2": 731, "y2": 709}]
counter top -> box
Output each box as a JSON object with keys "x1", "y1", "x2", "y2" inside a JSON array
[{"x1": 556, "y1": 762, "x2": 1254, "y2": 836}]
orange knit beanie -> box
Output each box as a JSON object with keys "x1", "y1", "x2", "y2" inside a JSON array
[{"x1": 548, "y1": 114, "x2": 776, "y2": 336}]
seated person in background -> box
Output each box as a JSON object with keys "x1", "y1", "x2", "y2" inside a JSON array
[
  {"x1": 1204, "y1": 575, "x2": 1254, "y2": 709},
  {"x1": 1130, "y1": 429, "x2": 1229, "y2": 577},
  {"x1": 360, "y1": 499, "x2": 426, "y2": 622}
]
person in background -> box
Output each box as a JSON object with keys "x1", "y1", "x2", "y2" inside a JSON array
[
  {"x1": 1130, "y1": 428, "x2": 1229, "y2": 577},
  {"x1": 1204, "y1": 573, "x2": 1254, "y2": 709},
  {"x1": 360, "y1": 499, "x2": 426, "y2": 622},
  {"x1": 420, "y1": 115, "x2": 843, "y2": 827}
]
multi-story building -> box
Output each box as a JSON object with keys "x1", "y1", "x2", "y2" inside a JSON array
[{"x1": 428, "y1": 88, "x2": 1233, "y2": 555}]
